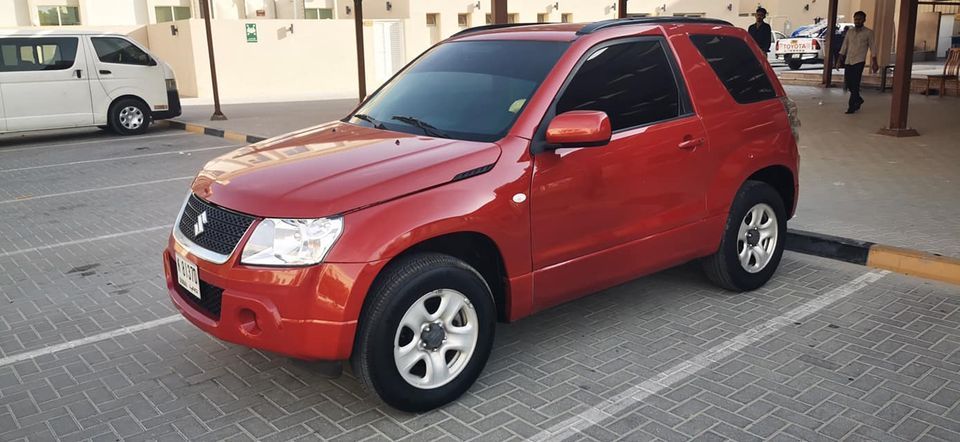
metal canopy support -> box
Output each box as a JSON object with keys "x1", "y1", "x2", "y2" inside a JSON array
[
  {"x1": 491, "y1": 0, "x2": 508, "y2": 24},
  {"x1": 354, "y1": 0, "x2": 366, "y2": 101},
  {"x1": 822, "y1": 0, "x2": 839, "y2": 87},
  {"x1": 200, "y1": 0, "x2": 226, "y2": 120},
  {"x1": 618, "y1": 0, "x2": 628, "y2": 19},
  {"x1": 880, "y1": 0, "x2": 920, "y2": 137}
]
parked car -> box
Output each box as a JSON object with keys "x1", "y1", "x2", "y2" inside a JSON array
[
  {"x1": 769, "y1": 29, "x2": 788, "y2": 63},
  {"x1": 164, "y1": 17, "x2": 800, "y2": 411},
  {"x1": 0, "y1": 30, "x2": 180, "y2": 136},
  {"x1": 776, "y1": 22, "x2": 854, "y2": 69}
]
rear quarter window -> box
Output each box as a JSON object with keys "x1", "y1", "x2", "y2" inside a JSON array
[{"x1": 690, "y1": 34, "x2": 777, "y2": 104}]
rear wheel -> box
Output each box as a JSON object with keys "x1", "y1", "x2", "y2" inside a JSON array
[
  {"x1": 352, "y1": 253, "x2": 495, "y2": 412},
  {"x1": 108, "y1": 98, "x2": 150, "y2": 136},
  {"x1": 787, "y1": 58, "x2": 804, "y2": 70},
  {"x1": 703, "y1": 181, "x2": 787, "y2": 292}
]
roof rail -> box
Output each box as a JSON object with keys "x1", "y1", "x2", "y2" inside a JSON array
[
  {"x1": 450, "y1": 23, "x2": 544, "y2": 38},
  {"x1": 577, "y1": 17, "x2": 732, "y2": 35}
]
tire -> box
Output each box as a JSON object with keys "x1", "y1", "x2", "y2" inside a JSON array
[
  {"x1": 702, "y1": 181, "x2": 787, "y2": 292},
  {"x1": 108, "y1": 98, "x2": 150, "y2": 136},
  {"x1": 352, "y1": 253, "x2": 495, "y2": 412},
  {"x1": 97, "y1": 125, "x2": 112, "y2": 132},
  {"x1": 787, "y1": 59, "x2": 803, "y2": 70}
]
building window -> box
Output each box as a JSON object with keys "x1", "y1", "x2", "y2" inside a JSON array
[
  {"x1": 458, "y1": 13, "x2": 470, "y2": 28},
  {"x1": 561, "y1": 13, "x2": 573, "y2": 23},
  {"x1": 155, "y1": 6, "x2": 191, "y2": 23},
  {"x1": 508, "y1": 13, "x2": 519, "y2": 24},
  {"x1": 304, "y1": 8, "x2": 334, "y2": 19},
  {"x1": 486, "y1": 13, "x2": 491, "y2": 24},
  {"x1": 426, "y1": 13, "x2": 438, "y2": 26},
  {"x1": 537, "y1": 13, "x2": 548, "y2": 23},
  {"x1": 38, "y1": 6, "x2": 80, "y2": 26}
]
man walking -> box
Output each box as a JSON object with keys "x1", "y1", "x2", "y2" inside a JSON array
[
  {"x1": 748, "y1": 8, "x2": 772, "y2": 54},
  {"x1": 837, "y1": 11, "x2": 879, "y2": 114}
]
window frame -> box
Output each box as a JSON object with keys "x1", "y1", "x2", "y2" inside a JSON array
[
  {"x1": 304, "y1": 7, "x2": 333, "y2": 20},
  {"x1": 38, "y1": 5, "x2": 81, "y2": 26},
  {"x1": 155, "y1": 5, "x2": 192, "y2": 23},
  {"x1": 531, "y1": 36, "x2": 694, "y2": 155}
]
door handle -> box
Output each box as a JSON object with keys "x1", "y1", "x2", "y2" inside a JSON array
[
  {"x1": 74, "y1": 69, "x2": 82, "y2": 79},
  {"x1": 678, "y1": 137, "x2": 704, "y2": 150},
  {"x1": 99, "y1": 70, "x2": 112, "y2": 75}
]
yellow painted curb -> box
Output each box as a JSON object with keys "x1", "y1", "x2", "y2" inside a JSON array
[
  {"x1": 223, "y1": 131, "x2": 248, "y2": 143},
  {"x1": 185, "y1": 124, "x2": 205, "y2": 135},
  {"x1": 867, "y1": 245, "x2": 960, "y2": 285}
]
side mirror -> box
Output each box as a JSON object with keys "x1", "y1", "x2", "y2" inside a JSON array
[{"x1": 545, "y1": 110, "x2": 612, "y2": 149}]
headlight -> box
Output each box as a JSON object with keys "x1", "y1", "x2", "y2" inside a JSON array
[
  {"x1": 165, "y1": 78, "x2": 177, "y2": 91},
  {"x1": 240, "y1": 217, "x2": 343, "y2": 266}
]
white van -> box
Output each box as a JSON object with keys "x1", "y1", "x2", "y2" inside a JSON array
[{"x1": 0, "y1": 30, "x2": 180, "y2": 136}]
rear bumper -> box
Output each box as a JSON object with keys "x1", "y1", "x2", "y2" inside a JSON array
[{"x1": 153, "y1": 89, "x2": 182, "y2": 120}]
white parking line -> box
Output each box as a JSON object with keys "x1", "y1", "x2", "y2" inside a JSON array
[
  {"x1": 0, "y1": 132, "x2": 190, "y2": 154},
  {"x1": 530, "y1": 270, "x2": 890, "y2": 441},
  {"x1": 0, "y1": 315, "x2": 183, "y2": 367},
  {"x1": 0, "y1": 225, "x2": 170, "y2": 259},
  {"x1": 0, "y1": 176, "x2": 193, "y2": 205},
  {"x1": 0, "y1": 145, "x2": 235, "y2": 174}
]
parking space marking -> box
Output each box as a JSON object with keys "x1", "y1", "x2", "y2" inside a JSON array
[
  {"x1": 0, "y1": 315, "x2": 182, "y2": 367},
  {"x1": 532, "y1": 269, "x2": 890, "y2": 441},
  {"x1": 0, "y1": 225, "x2": 170, "y2": 259},
  {"x1": 0, "y1": 132, "x2": 190, "y2": 154},
  {"x1": 0, "y1": 145, "x2": 235, "y2": 174},
  {"x1": 0, "y1": 176, "x2": 193, "y2": 205}
]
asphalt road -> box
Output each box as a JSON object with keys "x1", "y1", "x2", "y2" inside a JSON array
[{"x1": 1, "y1": 126, "x2": 959, "y2": 441}]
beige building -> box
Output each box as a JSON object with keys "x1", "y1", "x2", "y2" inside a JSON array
[{"x1": 2, "y1": 0, "x2": 956, "y2": 100}]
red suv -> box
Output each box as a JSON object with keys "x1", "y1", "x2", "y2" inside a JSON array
[{"x1": 163, "y1": 18, "x2": 799, "y2": 411}]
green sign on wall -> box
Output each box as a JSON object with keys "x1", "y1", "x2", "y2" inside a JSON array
[{"x1": 245, "y1": 23, "x2": 257, "y2": 43}]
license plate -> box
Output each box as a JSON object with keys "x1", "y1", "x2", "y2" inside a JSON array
[{"x1": 176, "y1": 254, "x2": 201, "y2": 300}]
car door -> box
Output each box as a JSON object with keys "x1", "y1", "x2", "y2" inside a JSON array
[
  {"x1": 86, "y1": 36, "x2": 166, "y2": 119},
  {"x1": 530, "y1": 38, "x2": 711, "y2": 308},
  {"x1": 0, "y1": 36, "x2": 93, "y2": 131}
]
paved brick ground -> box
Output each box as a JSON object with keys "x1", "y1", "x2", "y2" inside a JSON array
[{"x1": 1, "y1": 125, "x2": 959, "y2": 441}]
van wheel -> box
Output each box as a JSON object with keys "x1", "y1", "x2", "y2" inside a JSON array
[
  {"x1": 109, "y1": 98, "x2": 150, "y2": 136},
  {"x1": 787, "y1": 59, "x2": 803, "y2": 70},
  {"x1": 703, "y1": 181, "x2": 786, "y2": 292},
  {"x1": 352, "y1": 253, "x2": 495, "y2": 412}
]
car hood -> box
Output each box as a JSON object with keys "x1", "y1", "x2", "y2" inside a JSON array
[{"x1": 192, "y1": 121, "x2": 502, "y2": 219}]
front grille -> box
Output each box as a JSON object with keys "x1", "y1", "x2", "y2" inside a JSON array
[
  {"x1": 170, "y1": 256, "x2": 224, "y2": 320},
  {"x1": 178, "y1": 194, "x2": 255, "y2": 256}
]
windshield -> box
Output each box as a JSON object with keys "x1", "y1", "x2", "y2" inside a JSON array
[{"x1": 348, "y1": 40, "x2": 569, "y2": 143}]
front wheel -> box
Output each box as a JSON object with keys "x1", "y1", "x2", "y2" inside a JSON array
[
  {"x1": 108, "y1": 98, "x2": 150, "y2": 136},
  {"x1": 352, "y1": 253, "x2": 495, "y2": 412},
  {"x1": 702, "y1": 181, "x2": 787, "y2": 292}
]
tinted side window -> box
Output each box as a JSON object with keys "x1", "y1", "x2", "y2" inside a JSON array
[
  {"x1": 690, "y1": 34, "x2": 777, "y2": 104},
  {"x1": 557, "y1": 40, "x2": 682, "y2": 131},
  {"x1": 0, "y1": 37, "x2": 78, "y2": 72},
  {"x1": 91, "y1": 37, "x2": 153, "y2": 66}
]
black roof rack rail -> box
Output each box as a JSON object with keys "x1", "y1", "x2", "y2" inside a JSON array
[
  {"x1": 450, "y1": 23, "x2": 544, "y2": 38},
  {"x1": 577, "y1": 17, "x2": 732, "y2": 35}
]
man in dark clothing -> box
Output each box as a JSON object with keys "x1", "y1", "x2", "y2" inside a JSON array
[{"x1": 748, "y1": 8, "x2": 772, "y2": 53}]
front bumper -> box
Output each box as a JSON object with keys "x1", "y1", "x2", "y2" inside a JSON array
[
  {"x1": 163, "y1": 235, "x2": 384, "y2": 361},
  {"x1": 153, "y1": 89, "x2": 182, "y2": 120}
]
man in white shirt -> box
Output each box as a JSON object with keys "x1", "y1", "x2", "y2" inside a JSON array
[{"x1": 837, "y1": 11, "x2": 879, "y2": 114}]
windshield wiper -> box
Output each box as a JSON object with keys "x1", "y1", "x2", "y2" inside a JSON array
[
  {"x1": 390, "y1": 115, "x2": 449, "y2": 138},
  {"x1": 351, "y1": 113, "x2": 385, "y2": 129}
]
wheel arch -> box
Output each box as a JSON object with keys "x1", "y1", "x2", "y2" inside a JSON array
[
  {"x1": 745, "y1": 165, "x2": 797, "y2": 216},
  {"x1": 108, "y1": 94, "x2": 152, "y2": 119}
]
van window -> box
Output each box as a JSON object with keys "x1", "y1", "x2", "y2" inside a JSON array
[
  {"x1": 690, "y1": 34, "x2": 777, "y2": 104},
  {"x1": 91, "y1": 37, "x2": 153, "y2": 66},
  {"x1": 0, "y1": 37, "x2": 78, "y2": 72}
]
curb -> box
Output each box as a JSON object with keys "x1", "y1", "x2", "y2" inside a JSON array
[
  {"x1": 166, "y1": 120, "x2": 267, "y2": 144},
  {"x1": 165, "y1": 121, "x2": 960, "y2": 287},
  {"x1": 786, "y1": 229, "x2": 960, "y2": 285}
]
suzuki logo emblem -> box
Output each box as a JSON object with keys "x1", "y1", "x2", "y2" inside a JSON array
[{"x1": 194, "y1": 211, "x2": 208, "y2": 237}]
